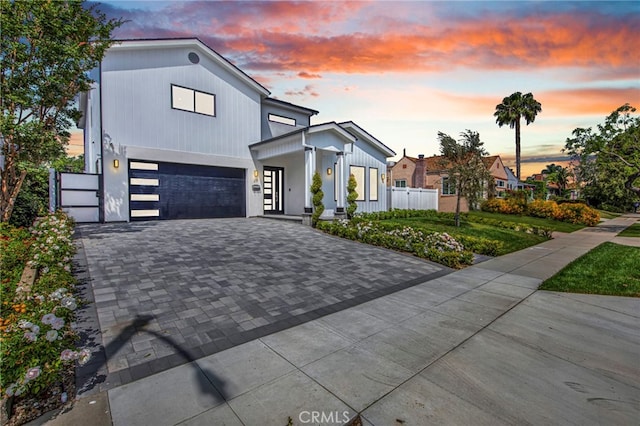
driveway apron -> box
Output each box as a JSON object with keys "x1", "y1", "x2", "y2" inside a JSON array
[{"x1": 73, "y1": 218, "x2": 449, "y2": 391}]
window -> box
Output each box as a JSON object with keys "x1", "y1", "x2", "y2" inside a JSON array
[
  {"x1": 496, "y1": 179, "x2": 505, "y2": 188},
  {"x1": 268, "y1": 113, "x2": 296, "y2": 126},
  {"x1": 369, "y1": 167, "x2": 378, "y2": 201},
  {"x1": 171, "y1": 84, "x2": 215, "y2": 116},
  {"x1": 442, "y1": 177, "x2": 456, "y2": 195},
  {"x1": 394, "y1": 179, "x2": 407, "y2": 188},
  {"x1": 349, "y1": 165, "x2": 366, "y2": 201}
]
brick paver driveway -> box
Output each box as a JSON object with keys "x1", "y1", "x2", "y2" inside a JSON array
[{"x1": 74, "y1": 218, "x2": 449, "y2": 390}]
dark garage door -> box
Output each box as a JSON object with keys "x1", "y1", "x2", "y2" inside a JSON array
[{"x1": 129, "y1": 160, "x2": 245, "y2": 220}]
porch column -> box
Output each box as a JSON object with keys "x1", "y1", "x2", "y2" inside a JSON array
[
  {"x1": 335, "y1": 151, "x2": 346, "y2": 217},
  {"x1": 304, "y1": 146, "x2": 313, "y2": 214}
]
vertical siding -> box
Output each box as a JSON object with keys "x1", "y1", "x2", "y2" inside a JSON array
[
  {"x1": 101, "y1": 47, "x2": 261, "y2": 159},
  {"x1": 348, "y1": 142, "x2": 388, "y2": 213}
]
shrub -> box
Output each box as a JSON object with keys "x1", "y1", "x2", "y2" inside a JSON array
[
  {"x1": 480, "y1": 198, "x2": 525, "y2": 215},
  {"x1": 310, "y1": 172, "x2": 324, "y2": 227},
  {"x1": 346, "y1": 174, "x2": 358, "y2": 219},
  {"x1": 556, "y1": 203, "x2": 600, "y2": 226},
  {"x1": 1, "y1": 212, "x2": 90, "y2": 402},
  {"x1": 527, "y1": 199, "x2": 560, "y2": 219},
  {"x1": 317, "y1": 219, "x2": 473, "y2": 268}
]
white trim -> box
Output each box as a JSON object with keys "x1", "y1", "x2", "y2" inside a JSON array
[
  {"x1": 131, "y1": 209, "x2": 160, "y2": 217},
  {"x1": 130, "y1": 178, "x2": 159, "y2": 186},
  {"x1": 130, "y1": 161, "x2": 159, "y2": 170},
  {"x1": 131, "y1": 194, "x2": 160, "y2": 201}
]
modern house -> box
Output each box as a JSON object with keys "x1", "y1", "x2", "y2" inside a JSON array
[
  {"x1": 77, "y1": 38, "x2": 394, "y2": 223},
  {"x1": 388, "y1": 152, "x2": 509, "y2": 212}
]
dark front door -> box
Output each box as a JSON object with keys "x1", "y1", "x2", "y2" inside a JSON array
[{"x1": 263, "y1": 166, "x2": 284, "y2": 214}]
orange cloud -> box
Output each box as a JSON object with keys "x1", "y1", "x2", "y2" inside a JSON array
[
  {"x1": 104, "y1": 2, "x2": 639, "y2": 77},
  {"x1": 298, "y1": 71, "x2": 322, "y2": 79}
]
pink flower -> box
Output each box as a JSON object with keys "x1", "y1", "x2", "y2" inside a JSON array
[
  {"x1": 60, "y1": 349, "x2": 77, "y2": 361},
  {"x1": 51, "y1": 317, "x2": 65, "y2": 330},
  {"x1": 25, "y1": 367, "x2": 41, "y2": 382},
  {"x1": 78, "y1": 349, "x2": 91, "y2": 365}
]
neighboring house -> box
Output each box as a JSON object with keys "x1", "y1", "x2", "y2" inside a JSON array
[
  {"x1": 528, "y1": 173, "x2": 561, "y2": 198},
  {"x1": 77, "y1": 38, "x2": 394, "y2": 222},
  {"x1": 388, "y1": 152, "x2": 509, "y2": 212}
]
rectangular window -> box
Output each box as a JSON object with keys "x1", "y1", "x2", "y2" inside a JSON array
[
  {"x1": 171, "y1": 84, "x2": 215, "y2": 116},
  {"x1": 394, "y1": 179, "x2": 407, "y2": 188},
  {"x1": 369, "y1": 167, "x2": 378, "y2": 201},
  {"x1": 349, "y1": 165, "x2": 366, "y2": 201},
  {"x1": 496, "y1": 179, "x2": 505, "y2": 188},
  {"x1": 268, "y1": 113, "x2": 296, "y2": 126},
  {"x1": 442, "y1": 177, "x2": 456, "y2": 195}
]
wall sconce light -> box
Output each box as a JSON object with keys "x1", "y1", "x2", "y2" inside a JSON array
[
  {"x1": 327, "y1": 167, "x2": 332, "y2": 176},
  {"x1": 113, "y1": 159, "x2": 119, "y2": 168},
  {"x1": 253, "y1": 169, "x2": 259, "y2": 178},
  {"x1": 381, "y1": 174, "x2": 386, "y2": 183}
]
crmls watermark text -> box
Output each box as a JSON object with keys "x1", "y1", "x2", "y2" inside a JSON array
[{"x1": 298, "y1": 410, "x2": 351, "y2": 424}]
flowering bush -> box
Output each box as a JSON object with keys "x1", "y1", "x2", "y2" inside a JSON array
[
  {"x1": 482, "y1": 198, "x2": 600, "y2": 227},
  {"x1": 526, "y1": 199, "x2": 560, "y2": 219},
  {"x1": 317, "y1": 220, "x2": 473, "y2": 268},
  {"x1": 480, "y1": 198, "x2": 525, "y2": 215},
  {"x1": 1, "y1": 212, "x2": 90, "y2": 402},
  {"x1": 556, "y1": 203, "x2": 600, "y2": 226}
]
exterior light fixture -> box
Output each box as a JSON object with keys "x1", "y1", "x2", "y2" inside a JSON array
[
  {"x1": 253, "y1": 169, "x2": 259, "y2": 178},
  {"x1": 327, "y1": 167, "x2": 332, "y2": 176},
  {"x1": 113, "y1": 159, "x2": 119, "y2": 168},
  {"x1": 381, "y1": 174, "x2": 385, "y2": 182}
]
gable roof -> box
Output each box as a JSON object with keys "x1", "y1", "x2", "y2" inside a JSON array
[
  {"x1": 339, "y1": 121, "x2": 396, "y2": 157},
  {"x1": 109, "y1": 38, "x2": 270, "y2": 97}
]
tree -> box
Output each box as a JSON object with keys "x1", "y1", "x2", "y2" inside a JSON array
[
  {"x1": 438, "y1": 130, "x2": 492, "y2": 227},
  {"x1": 564, "y1": 104, "x2": 639, "y2": 210},
  {"x1": 494, "y1": 92, "x2": 542, "y2": 180},
  {"x1": 0, "y1": 0, "x2": 122, "y2": 222},
  {"x1": 310, "y1": 171, "x2": 324, "y2": 227},
  {"x1": 547, "y1": 166, "x2": 570, "y2": 195},
  {"x1": 541, "y1": 163, "x2": 562, "y2": 175},
  {"x1": 346, "y1": 174, "x2": 358, "y2": 219}
]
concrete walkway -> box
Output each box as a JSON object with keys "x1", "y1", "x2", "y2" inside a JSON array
[{"x1": 48, "y1": 215, "x2": 639, "y2": 426}]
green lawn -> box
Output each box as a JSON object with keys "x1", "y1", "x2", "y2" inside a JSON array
[
  {"x1": 382, "y1": 216, "x2": 548, "y2": 255},
  {"x1": 618, "y1": 223, "x2": 640, "y2": 237},
  {"x1": 540, "y1": 242, "x2": 640, "y2": 297},
  {"x1": 466, "y1": 211, "x2": 585, "y2": 233},
  {"x1": 597, "y1": 209, "x2": 622, "y2": 220}
]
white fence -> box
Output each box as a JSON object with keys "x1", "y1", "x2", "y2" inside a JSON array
[
  {"x1": 387, "y1": 187, "x2": 438, "y2": 211},
  {"x1": 50, "y1": 170, "x2": 101, "y2": 223}
]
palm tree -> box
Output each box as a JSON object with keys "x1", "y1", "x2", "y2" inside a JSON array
[
  {"x1": 541, "y1": 163, "x2": 562, "y2": 175},
  {"x1": 494, "y1": 92, "x2": 542, "y2": 180},
  {"x1": 548, "y1": 166, "x2": 570, "y2": 194}
]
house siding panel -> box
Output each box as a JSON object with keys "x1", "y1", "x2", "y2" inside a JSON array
[
  {"x1": 101, "y1": 47, "x2": 261, "y2": 159},
  {"x1": 349, "y1": 141, "x2": 387, "y2": 213}
]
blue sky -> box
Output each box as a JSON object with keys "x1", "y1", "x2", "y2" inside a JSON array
[{"x1": 77, "y1": 0, "x2": 639, "y2": 177}]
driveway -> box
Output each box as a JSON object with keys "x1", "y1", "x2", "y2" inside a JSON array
[{"x1": 74, "y1": 218, "x2": 449, "y2": 391}]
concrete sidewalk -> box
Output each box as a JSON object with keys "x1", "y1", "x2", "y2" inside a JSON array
[{"x1": 48, "y1": 215, "x2": 639, "y2": 425}]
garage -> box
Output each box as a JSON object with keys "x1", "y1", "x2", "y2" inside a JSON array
[{"x1": 128, "y1": 160, "x2": 246, "y2": 220}]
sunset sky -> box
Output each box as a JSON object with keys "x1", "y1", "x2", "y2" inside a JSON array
[{"x1": 76, "y1": 0, "x2": 640, "y2": 178}]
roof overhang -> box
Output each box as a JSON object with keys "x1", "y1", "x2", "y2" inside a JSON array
[{"x1": 250, "y1": 122, "x2": 356, "y2": 161}]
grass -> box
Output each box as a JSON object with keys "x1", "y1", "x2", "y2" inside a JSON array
[
  {"x1": 382, "y1": 216, "x2": 548, "y2": 255},
  {"x1": 597, "y1": 209, "x2": 622, "y2": 220},
  {"x1": 540, "y1": 242, "x2": 640, "y2": 297},
  {"x1": 466, "y1": 211, "x2": 585, "y2": 233},
  {"x1": 618, "y1": 223, "x2": 640, "y2": 237}
]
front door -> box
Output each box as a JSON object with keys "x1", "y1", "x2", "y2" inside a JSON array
[{"x1": 263, "y1": 166, "x2": 284, "y2": 214}]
